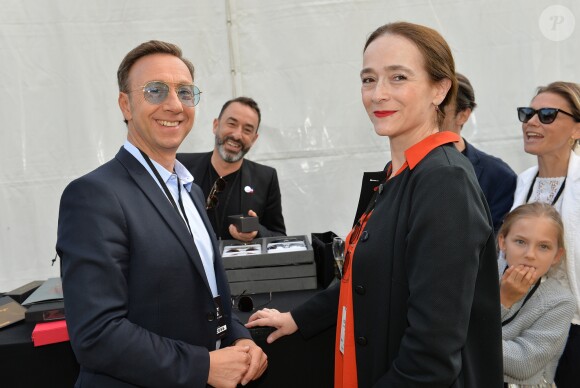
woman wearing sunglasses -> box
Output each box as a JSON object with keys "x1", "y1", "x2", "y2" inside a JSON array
[
  {"x1": 512, "y1": 81, "x2": 580, "y2": 388},
  {"x1": 247, "y1": 21, "x2": 502, "y2": 387}
]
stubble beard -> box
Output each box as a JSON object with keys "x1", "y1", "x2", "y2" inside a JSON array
[{"x1": 215, "y1": 135, "x2": 249, "y2": 163}]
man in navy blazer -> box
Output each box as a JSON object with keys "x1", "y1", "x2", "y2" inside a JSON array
[
  {"x1": 57, "y1": 40, "x2": 267, "y2": 387},
  {"x1": 443, "y1": 73, "x2": 517, "y2": 233},
  {"x1": 177, "y1": 97, "x2": 286, "y2": 242}
]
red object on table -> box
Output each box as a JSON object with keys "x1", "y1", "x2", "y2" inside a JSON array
[{"x1": 31, "y1": 320, "x2": 69, "y2": 347}]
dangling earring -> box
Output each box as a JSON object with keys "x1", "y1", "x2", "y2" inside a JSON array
[{"x1": 433, "y1": 102, "x2": 440, "y2": 112}]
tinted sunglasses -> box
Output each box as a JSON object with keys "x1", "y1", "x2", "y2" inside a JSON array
[
  {"x1": 226, "y1": 246, "x2": 259, "y2": 253},
  {"x1": 206, "y1": 177, "x2": 226, "y2": 209},
  {"x1": 130, "y1": 81, "x2": 201, "y2": 107},
  {"x1": 232, "y1": 290, "x2": 273, "y2": 312},
  {"x1": 517, "y1": 107, "x2": 578, "y2": 124}
]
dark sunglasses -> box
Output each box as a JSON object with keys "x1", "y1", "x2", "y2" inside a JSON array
[
  {"x1": 206, "y1": 177, "x2": 226, "y2": 209},
  {"x1": 517, "y1": 107, "x2": 579, "y2": 124},
  {"x1": 129, "y1": 81, "x2": 201, "y2": 107},
  {"x1": 226, "y1": 246, "x2": 259, "y2": 253},
  {"x1": 232, "y1": 290, "x2": 273, "y2": 312}
]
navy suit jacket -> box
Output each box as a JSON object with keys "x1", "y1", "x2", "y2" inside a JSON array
[
  {"x1": 177, "y1": 152, "x2": 286, "y2": 239},
  {"x1": 463, "y1": 139, "x2": 517, "y2": 233},
  {"x1": 57, "y1": 147, "x2": 250, "y2": 387}
]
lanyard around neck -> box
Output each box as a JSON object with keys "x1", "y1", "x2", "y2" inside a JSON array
[
  {"x1": 525, "y1": 172, "x2": 566, "y2": 205},
  {"x1": 138, "y1": 149, "x2": 192, "y2": 236},
  {"x1": 501, "y1": 276, "x2": 541, "y2": 326}
]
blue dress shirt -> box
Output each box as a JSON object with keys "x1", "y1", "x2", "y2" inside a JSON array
[{"x1": 123, "y1": 141, "x2": 218, "y2": 297}]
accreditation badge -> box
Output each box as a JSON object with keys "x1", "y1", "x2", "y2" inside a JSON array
[
  {"x1": 340, "y1": 306, "x2": 347, "y2": 354},
  {"x1": 214, "y1": 295, "x2": 228, "y2": 339}
]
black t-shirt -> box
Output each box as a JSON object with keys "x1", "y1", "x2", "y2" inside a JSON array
[{"x1": 200, "y1": 164, "x2": 242, "y2": 240}]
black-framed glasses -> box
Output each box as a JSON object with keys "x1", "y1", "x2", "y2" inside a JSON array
[
  {"x1": 517, "y1": 107, "x2": 579, "y2": 124},
  {"x1": 129, "y1": 81, "x2": 201, "y2": 107},
  {"x1": 206, "y1": 177, "x2": 226, "y2": 209},
  {"x1": 225, "y1": 246, "x2": 259, "y2": 253}
]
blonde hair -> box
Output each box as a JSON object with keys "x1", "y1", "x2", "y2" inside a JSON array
[
  {"x1": 535, "y1": 81, "x2": 580, "y2": 150},
  {"x1": 499, "y1": 203, "x2": 565, "y2": 251}
]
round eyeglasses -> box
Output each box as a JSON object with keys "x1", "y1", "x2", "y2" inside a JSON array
[
  {"x1": 129, "y1": 81, "x2": 201, "y2": 107},
  {"x1": 517, "y1": 107, "x2": 579, "y2": 125}
]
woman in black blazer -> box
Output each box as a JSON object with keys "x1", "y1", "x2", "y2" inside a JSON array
[{"x1": 247, "y1": 21, "x2": 502, "y2": 387}]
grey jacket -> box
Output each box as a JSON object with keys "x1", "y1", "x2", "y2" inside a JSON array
[{"x1": 500, "y1": 258, "x2": 576, "y2": 385}]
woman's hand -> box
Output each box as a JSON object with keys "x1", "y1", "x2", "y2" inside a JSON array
[
  {"x1": 500, "y1": 265, "x2": 538, "y2": 308},
  {"x1": 245, "y1": 309, "x2": 298, "y2": 343}
]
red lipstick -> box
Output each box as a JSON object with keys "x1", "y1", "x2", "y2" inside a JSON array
[{"x1": 374, "y1": 110, "x2": 396, "y2": 118}]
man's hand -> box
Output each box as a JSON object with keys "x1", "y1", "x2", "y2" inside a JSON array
[
  {"x1": 229, "y1": 210, "x2": 259, "y2": 242},
  {"x1": 207, "y1": 345, "x2": 251, "y2": 388},
  {"x1": 500, "y1": 264, "x2": 538, "y2": 308},
  {"x1": 246, "y1": 309, "x2": 298, "y2": 344},
  {"x1": 234, "y1": 338, "x2": 268, "y2": 385}
]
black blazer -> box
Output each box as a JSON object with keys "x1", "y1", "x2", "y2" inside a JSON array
[
  {"x1": 293, "y1": 143, "x2": 503, "y2": 387},
  {"x1": 352, "y1": 170, "x2": 386, "y2": 225},
  {"x1": 463, "y1": 139, "x2": 516, "y2": 233},
  {"x1": 57, "y1": 147, "x2": 250, "y2": 387},
  {"x1": 177, "y1": 152, "x2": 286, "y2": 238}
]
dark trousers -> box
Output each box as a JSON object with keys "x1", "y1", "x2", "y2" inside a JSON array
[{"x1": 555, "y1": 323, "x2": 580, "y2": 388}]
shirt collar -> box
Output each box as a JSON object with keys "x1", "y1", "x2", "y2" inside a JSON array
[
  {"x1": 174, "y1": 159, "x2": 193, "y2": 191},
  {"x1": 123, "y1": 141, "x2": 193, "y2": 191},
  {"x1": 404, "y1": 131, "x2": 460, "y2": 170}
]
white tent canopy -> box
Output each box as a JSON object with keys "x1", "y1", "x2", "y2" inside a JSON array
[{"x1": 1, "y1": 0, "x2": 578, "y2": 291}]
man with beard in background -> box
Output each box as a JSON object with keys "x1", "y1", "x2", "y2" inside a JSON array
[{"x1": 178, "y1": 97, "x2": 286, "y2": 242}]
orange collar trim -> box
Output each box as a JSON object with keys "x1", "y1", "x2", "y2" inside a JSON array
[{"x1": 405, "y1": 131, "x2": 460, "y2": 170}]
